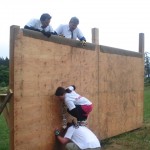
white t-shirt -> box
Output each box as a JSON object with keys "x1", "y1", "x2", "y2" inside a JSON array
[
  {"x1": 25, "y1": 18, "x2": 54, "y2": 32},
  {"x1": 65, "y1": 91, "x2": 92, "y2": 111},
  {"x1": 64, "y1": 126, "x2": 101, "y2": 149},
  {"x1": 55, "y1": 24, "x2": 84, "y2": 40}
]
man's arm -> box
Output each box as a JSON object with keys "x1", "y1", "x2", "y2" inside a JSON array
[
  {"x1": 54, "y1": 129, "x2": 71, "y2": 144},
  {"x1": 56, "y1": 136, "x2": 70, "y2": 144},
  {"x1": 77, "y1": 29, "x2": 86, "y2": 46},
  {"x1": 24, "y1": 25, "x2": 41, "y2": 32},
  {"x1": 80, "y1": 36, "x2": 86, "y2": 41},
  {"x1": 24, "y1": 25, "x2": 54, "y2": 37}
]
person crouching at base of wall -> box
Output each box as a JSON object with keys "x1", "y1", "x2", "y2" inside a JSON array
[{"x1": 54, "y1": 121, "x2": 101, "y2": 150}]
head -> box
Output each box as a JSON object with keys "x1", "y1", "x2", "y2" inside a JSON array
[
  {"x1": 55, "y1": 87, "x2": 66, "y2": 101},
  {"x1": 69, "y1": 17, "x2": 79, "y2": 31},
  {"x1": 40, "y1": 13, "x2": 52, "y2": 28},
  {"x1": 55, "y1": 86, "x2": 75, "y2": 100},
  {"x1": 67, "y1": 85, "x2": 76, "y2": 91}
]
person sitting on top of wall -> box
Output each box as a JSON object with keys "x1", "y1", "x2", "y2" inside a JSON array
[
  {"x1": 54, "y1": 17, "x2": 86, "y2": 46},
  {"x1": 24, "y1": 13, "x2": 57, "y2": 37}
]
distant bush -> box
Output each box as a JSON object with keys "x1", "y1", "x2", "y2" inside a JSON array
[
  {"x1": 0, "y1": 57, "x2": 9, "y2": 87},
  {"x1": 0, "y1": 86, "x2": 8, "y2": 94}
]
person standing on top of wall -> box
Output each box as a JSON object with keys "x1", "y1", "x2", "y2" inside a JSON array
[
  {"x1": 55, "y1": 85, "x2": 93, "y2": 125},
  {"x1": 55, "y1": 17, "x2": 86, "y2": 46},
  {"x1": 54, "y1": 121, "x2": 101, "y2": 150},
  {"x1": 24, "y1": 13, "x2": 57, "y2": 37}
]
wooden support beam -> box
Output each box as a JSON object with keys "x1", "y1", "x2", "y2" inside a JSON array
[
  {"x1": 0, "y1": 89, "x2": 13, "y2": 128},
  {"x1": 92, "y1": 28, "x2": 99, "y2": 45},
  {"x1": 0, "y1": 89, "x2": 13, "y2": 115},
  {"x1": 139, "y1": 33, "x2": 144, "y2": 54}
]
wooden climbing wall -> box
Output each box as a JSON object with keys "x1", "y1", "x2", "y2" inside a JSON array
[{"x1": 9, "y1": 26, "x2": 144, "y2": 150}]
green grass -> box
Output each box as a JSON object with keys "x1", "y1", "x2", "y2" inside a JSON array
[
  {"x1": 0, "y1": 116, "x2": 9, "y2": 150},
  {"x1": 0, "y1": 86, "x2": 9, "y2": 150},
  {"x1": 144, "y1": 86, "x2": 150, "y2": 123}
]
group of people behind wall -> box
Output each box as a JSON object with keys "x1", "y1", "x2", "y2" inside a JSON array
[
  {"x1": 54, "y1": 85, "x2": 101, "y2": 150},
  {"x1": 24, "y1": 13, "x2": 86, "y2": 46}
]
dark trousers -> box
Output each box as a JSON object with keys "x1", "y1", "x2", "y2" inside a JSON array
[{"x1": 67, "y1": 105, "x2": 87, "y2": 121}]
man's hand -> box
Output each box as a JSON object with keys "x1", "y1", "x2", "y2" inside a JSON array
[
  {"x1": 80, "y1": 40, "x2": 86, "y2": 46},
  {"x1": 54, "y1": 129, "x2": 60, "y2": 136},
  {"x1": 41, "y1": 30, "x2": 51, "y2": 37},
  {"x1": 58, "y1": 34, "x2": 65, "y2": 37},
  {"x1": 24, "y1": 25, "x2": 41, "y2": 32}
]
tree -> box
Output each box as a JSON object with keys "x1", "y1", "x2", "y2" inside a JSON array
[
  {"x1": 0, "y1": 57, "x2": 9, "y2": 87},
  {"x1": 144, "y1": 52, "x2": 150, "y2": 83}
]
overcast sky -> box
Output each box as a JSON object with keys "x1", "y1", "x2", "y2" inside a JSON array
[{"x1": 0, "y1": 0, "x2": 150, "y2": 58}]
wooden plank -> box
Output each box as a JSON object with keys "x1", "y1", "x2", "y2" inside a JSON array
[
  {"x1": 0, "y1": 89, "x2": 13, "y2": 115},
  {"x1": 92, "y1": 28, "x2": 99, "y2": 45},
  {"x1": 22, "y1": 28, "x2": 96, "y2": 51},
  {"x1": 139, "y1": 33, "x2": 144, "y2": 53},
  {"x1": 0, "y1": 94, "x2": 10, "y2": 127},
  {"x1": 0, "y1": 90, "x2": 13, "y2": 128},
  {"x1": 100, "y1": 45, "x2": 143, "y2": 57},
  {"x1": 9, "y1": 25, "x2": 20, "y2": 150}
]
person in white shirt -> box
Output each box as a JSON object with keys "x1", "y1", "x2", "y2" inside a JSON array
[
  {"x1": 54, "y1": 122, "x2": 101, "y2": 150},
  {"x1": 55, "y1": 17, "x2": 86, "y2": 45},
  {"x1": 55, "y1": 85, "x2": 93, "y2": 123},
  {"x1": 24, "y1": 13, "x2": 57, "y2": 37}
]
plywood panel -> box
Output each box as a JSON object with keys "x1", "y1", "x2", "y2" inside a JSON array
[
  {"x1": 98, "y1": 51, "x2": 144, "y2": 139},
  {"x1": 9, "y1": 26, "x2": 144, "y2": 150}
]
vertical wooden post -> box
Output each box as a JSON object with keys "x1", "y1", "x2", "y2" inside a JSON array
[
  {"x1": 92, "y1": 28, "x2": 99, "y2": 45},
  {"x1": 139, "y1": 33, "x2": 144, "y2": 54},
  {"x1": 139, "y1": 33, "x2": 145, "y2": 106},
  {"x1": 9, "y1": 25, "x2": 20, "y2": 150},
  {"x1": 92, "y1": 28, "x2": 100, "y2": 137}
]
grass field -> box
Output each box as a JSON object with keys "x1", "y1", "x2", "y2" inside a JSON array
[
  {"x1": 0, "y1": 116, "x2": 9, "y2": 150},
  {"x1": 0, "y1": 86, "x2": 150, "y2": 150}
]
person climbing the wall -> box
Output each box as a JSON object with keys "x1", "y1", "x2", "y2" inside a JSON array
[
  {"x1": 54, "y1": 121, "x2": 101, "y2": 150},
  {"x1": 55, "y1": 85, "x2": 93, "y2": 125},
  {"x1": 24, "y1": 13, "x2": 57, "y2": 37}
]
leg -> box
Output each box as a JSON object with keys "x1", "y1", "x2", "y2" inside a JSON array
[
  {"x1": 67, "y1": 106, "x2": 87, "y2": 121},
  {"x1": 85, "y1": 148, "x2": 101, "y2": 150},
  {"x1": 65, "y1": 142, "x2": 81, "y2": 150}
]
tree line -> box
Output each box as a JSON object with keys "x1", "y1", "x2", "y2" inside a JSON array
[
  {"x1": 0, "y1": 57, "x2": 9, "y2": 87},
  {"x1": 145, "y1": 52, "x2": 150, "y2": 83},
  {"x1": 0, "y1": 53, "x2": 150, "y2": 87}
]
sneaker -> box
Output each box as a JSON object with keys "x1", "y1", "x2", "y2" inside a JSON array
[{"x1": 77, "y1": 120, "x2": 87, "y2": 126}]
